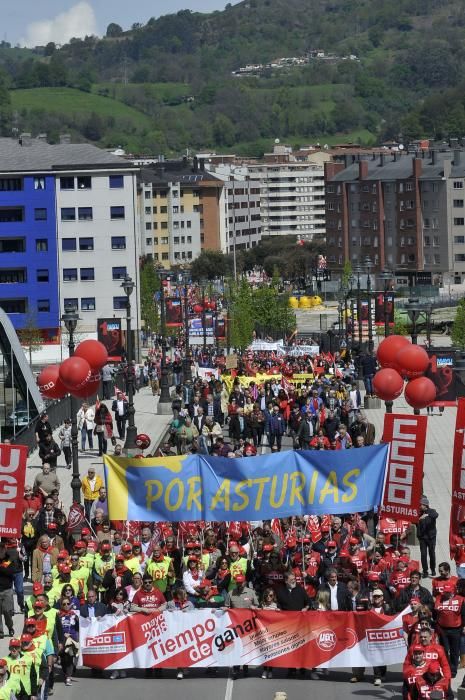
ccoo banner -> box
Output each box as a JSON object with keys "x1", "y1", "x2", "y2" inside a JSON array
[
  {"x1": 104, "y1": 445, "x2": 388, "y2": 523},
  {"x1": 381, "y1": 414, "x2": 427, "y2": 522},
  {"x1": 0, "y1": 444, "x2": 28, "y2": 537},
  {"x1": 80, "y1": 608, "x2": 407, "y2": 671},
  {"x1": 450, "y1": 398, "x2": 465, "y2": 539}
]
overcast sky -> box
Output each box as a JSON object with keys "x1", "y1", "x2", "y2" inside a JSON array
[{"x1": 3, "y1": 0, "x2": 240, "y2": 47}]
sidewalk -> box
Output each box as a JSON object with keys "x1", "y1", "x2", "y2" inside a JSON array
[{"x1": 26, "y1": 387, "x2": 171, "y2": 514}]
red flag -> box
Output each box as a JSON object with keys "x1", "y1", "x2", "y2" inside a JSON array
[
  {"x1": 381, "y1": 414, "x2": 427, "y2": 523},
  {"x1": 271, "y1": 518, "x2": 284, "y2": 541},
  {"x1": 307, "y1": 515, "x2": 322, "y2": 544},
  {"x1": 450, "y1": 398, "x2": 465, "y2": 542},
  {"x1": 68, "y1": 502, "x2": 85, "y2": 532}
]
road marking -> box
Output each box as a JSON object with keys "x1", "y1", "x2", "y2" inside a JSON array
[{"x1": 224, "y1": 675, "x2": 234, "y2": 700}]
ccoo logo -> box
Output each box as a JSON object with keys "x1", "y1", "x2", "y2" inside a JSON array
[{"x1": 316, "y1": 629, "x2": 337, "y2": 652}]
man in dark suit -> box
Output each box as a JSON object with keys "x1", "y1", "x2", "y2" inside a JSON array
[
  {"x1": 112, "y1": 391, "x2": 129, "y2": 440},
  {"x1": 229, "y1": 408, "x2": 247, "y2": 442},
  {"x1": 80, "y1": 588, "x2": 108, "y2": 618},
  {"x1": 192, "y1": 407, "x2": 207, "y2": 434},
  {"x1": 276, "y1": 572, "x2": 314, "y2": 679},
  {"x1": 318, "y1": 568, "x2": 353, "y2": 611}
]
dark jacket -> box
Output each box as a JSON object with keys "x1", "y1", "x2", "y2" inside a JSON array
[
  {"x1": 35, "y1": 507, "x2": 63, "y2": 536},
  {"x1": 318, "y1": 581, "x2": 353, "y2": 611},
  {"x1": 268, "y1": 414, "x2": 285, "y2": 436},
  {"x1": 0, "y1": 554, "x2": 14, "y2": 591},
  {"x1": 397, "y1": 585, "x2": 434, "y2": 612},
  {"x1": 416, "y1": 508, "x2": 438, "y2": 540},
  {"x1": 112, "y1": 399, "x2": 129, "y2": 418},
  {"x1": 79, "y1": 601, "x2": 108, "y2": 618},
  {"x1": 229, "y1": 414, "x2": 247, "y2": 441},
  {"x1": 38, "y1": 440, "x2": 61, "y2": 467},
  {"x1": 276, "y1": 584, "x2": 312, "y2": 611},
  {"x1": 361, "y1": 354, "x2": 377, "y2": 376}
]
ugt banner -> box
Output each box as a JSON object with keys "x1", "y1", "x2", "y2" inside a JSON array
[
  {"x1": 80, "y1": 608, "x2": 407, "y2": 670},
  {"x1": 104, "y1": 445, "x2": 388, "y2": 523},
  {"x1": 450, "y1": 398, "x2": 465, "y2": 538},
  {"x1": 381, "y1": 414, "x2": 427, "y2": 522},
  {"x1": 0, "y1": 444, "x2": 28, "y2": 537}
]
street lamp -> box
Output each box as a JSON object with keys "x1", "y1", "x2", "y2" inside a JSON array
[
  {"x1": 200, "y1": 279, "x2": 208, "y2": 353},
  {"x1": 178, "y1": 272, "x2": 192, "y2": 382},
  {"x1": 405, "y1": 297, "x2": 424, "y2": 345},
  {"x1": 120, "y1": 275, "x2": 138, "y2": 451},
  {"x1": 354, "y1": 265, "x2": 363, "y2": 348},
  {"x1": 349, "y1": 275, "x2": 356, "y2": 347},
  {"x1": 158, "y1": 271, "x2": 172, "y2": 413},
  {"x1": 61, "y1": 310, "x2": 81, "y2": 504},
  {"x1": 379, "y1": 269, "x2": 394, "y2": 338},
  {"x1": 364, "y1": 256, "x2": 374, "y2": 353}
]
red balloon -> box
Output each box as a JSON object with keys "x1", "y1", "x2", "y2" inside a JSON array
[
  {"x1": 59, "y1": 357, "x2": 91, "y2": 391},
  {"x1": 71, "y1": 370, "x2": 101, "y2": 398},
  {"x1": 135, "y1": 433, "x2": 151, "y2": 450},
  {"x1": 193, "y1": 304, "x2": 203, "y2": 314},
  {"x1": 396, "y1": 344, "x2": 429, "y2": 379},
  {"x1": 377, "y1": 335, "x2": 410, "y2": 371},
  {"x1": 37, "y1": 365, "x2": 67, "y2": 399},
  {"x1": 405, "y1": 376, "x2": 437, "y2": 409},
  {"x1": 74, "y1": 340, "x2": 108, "y2": 371},
  {"x1": 372, "y1": 368, "x2": 404, "y2": 401}
]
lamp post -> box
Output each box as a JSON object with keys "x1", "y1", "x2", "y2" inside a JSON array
[
  {"x1": 379, "y1": 269, "x2": 394, "y2": 338},
  {"x1": 342, "y1": 283, "x2": 349, "y2": 348},
  {"x1": 349, "y1": 275, "x2": 356, "y2": 347},
  {"x1": 365, "y1": 256, "x2": 374, "y2": 353},
  {"x1": 120, "y1": 275, "x2": 138, "y2": 451},
  {"x1": 405, "y1": 297, "x2": 425, "y2": 415},
  {"x1": 178, "y1": 272, "x2": 192, "y2": 382},
  {"x1": 158, "y1": 271, "x2": 172, "y2": 412},
  {"x1": 354, "y1": 265, "x2": 363, "y2": 348},
  {"x1": 61, "y1": 310, "x2": 81, "y2": 504},
  {"x1": 200, "y1": 280, "x2": 207, "y2": 353}
]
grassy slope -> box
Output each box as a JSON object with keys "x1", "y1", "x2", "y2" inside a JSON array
[{"x1": 10, "y1": 87, "x2": 153, "y2": 128}]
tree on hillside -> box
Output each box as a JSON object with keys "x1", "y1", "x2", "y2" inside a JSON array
[
  {"x1": 140, "y1": 258, "x2": 160, "y2": 334},
  {"x1": 106, "y1": 23, "x2": 123, "y2": 38},
  {"x1": 452, "y1": 299, "x2": 465, "y2": 350}
]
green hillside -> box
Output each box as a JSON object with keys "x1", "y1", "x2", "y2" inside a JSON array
[{"x1": 1, "y1": 0, "x2": 465, "y2": 153}]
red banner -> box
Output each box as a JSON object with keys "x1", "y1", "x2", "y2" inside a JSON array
[
  {"x1": 0, "y1": 444, "x2": 28, "y2": 537},
  {"x1": 450, "y1": 398, "x2": 465, "y2": 539},
  {"x1": 381, "y1": 414, "x2": 427, "y2": 522},
  {"x1": 80, "y1": 608, "x2": 407, "y2": 670}
]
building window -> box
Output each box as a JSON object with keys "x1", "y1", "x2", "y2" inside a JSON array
[
  {"x1": 77, "y1": 176, "x2": 91, "y2": 190},
  {"x1": 455, "y1": 236, "x2": 465, "y2": 244},
  {"x1": 454, "y1": 182, "x2": 464, "y2": 189},
  {"x1": 145, "y1": 222, "x2": 152, "y2": 230},
  {"x1": 0, "y1": 178, "x2": 22, "y2": 191},
  {"x1": 0, "y1": 299, "x2": 27, "y2": 314},
  {"x1": 109, "y1": 175, "x2": 124, "y2": 189},
  {"x1": 62, "y1": 238, "x2": 76, "y2": 251},
  {"x1": 37, "y1": 299, "x2": 50, "y2": 312},
  {"x1": 64, "y1": 298, "x2": 78, "y2": 312},
  {"x1": 454, "y1": 200, "x2": 464, "y2": 208},
  {"x1": 112, "y1": 266, "x2": 127, "y2": 280},
  {"x1": 36, "y1": 269, "x2": 49, "y2": 282},
  {"x1": 113, "y1": 296, "x2": 128, "y2": 310},
  {"x1": 160, "y1": 206, "x2": 167, "y2": 214},
  {"x1": 187, "y1": 221, "x2": 191, "y2": 228},
  {"x1": 0, "y1": 269, "x2": 26, "y2": 283},
  {"x1": 173, "y1": 237, "x2": 179, "y2": 244},
  {"x1": 60, "y1": 177, "x2": 74, "y2": 190},
  {"x1": 33, "y1": 208, "x2": 47, "y2": 222},
  {"x1": 161, "y1": 222, "x2": 168, "y2": 229},
  {"x1": 80, "y1": 267, "x2": 95, "y2": 281},
  {"x1": 0, "y1": 208, "x2": 23, "y2": 222},
  {"x1": 111, "y1": 236, "x2": 126, "y2": 250},
  {"x1": 36, "y1": 239, "x2": 48, "y2": 252},
  {"x1": 161, "y1": 252, "x2": 169, "y2": 261},
  {"x1": 454, "y1": 218, "x2": 465, "y2": 226},
  {"x1": 161, "y1": 237, "x2": 168, "y2": 245},
  {"x1": 63, "y1": 268, "x2": 78, "y2": 282},
  {"x1": 78, "y1": 207, "x2": 93, "y2": 221},
  {"x1": 144, "y1": 190, "x2": 151, "y2": 199},
  {"x1": 145, "y1": 238, "x2": 152, "y2": 245},
  {"x1": 110, "y1": 206, "x2": 125, "y2": 220},
  {"x1": 34, "y1": 177, "x2": 45, "y2": 190},
  {"x1": 79, "y1": 237, "x2": 94, "y2": 251},
  {"x1": 153, "y1": 222, "x2": 158, "y2": 230},
  {"x1": 61, "y1": 208, "x2": 75, "y2": 221},
  {"x1": 81, "y1": 297, "x2": 96, "y2": 311}
]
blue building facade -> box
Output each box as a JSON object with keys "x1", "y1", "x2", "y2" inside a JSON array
[{"x1": 0, "y1": 174, "x2": 59, "y2": 340}]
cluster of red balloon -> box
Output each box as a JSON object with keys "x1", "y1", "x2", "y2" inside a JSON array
[
  {"x1": 192, "y1": 300, "x2": 216, "y2": 314},
  {"x1": 37, "y1": 340, "x2": 109, "y2": 400},
  {"x1": 373, "y1": 335, "x2": 436, "y2": 409}
]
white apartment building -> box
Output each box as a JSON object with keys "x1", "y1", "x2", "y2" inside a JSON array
[
  {"x1": 248, "y1": 159, "x2": 326, "y2": 240},
  {"x1": 56, "y1": 162, "x2": 140, "y2": 333}
]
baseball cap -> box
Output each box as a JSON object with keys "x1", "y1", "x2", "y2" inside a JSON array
[
  {"x1": 412, "y1": 645, "x2": 424, "y2": 653},
  {"x1": 74, "y1": 540, "x2": 86, "y2": 549},
  {"x1": 81, "y1": 528, "x2": 91, "y2": 536},
  {"x1": 115, "y1": 554, "x2": 125, "y2": 561},
  {"x1": 349, "y1": 537, "x2": 359, "y2": 545},
  {"x1": 8, "y1": 639, "x2": 20, "y2": 648},
  {"x1": 286, "y1": 537, "x2": 297, "y2": 548},
  {"x1": 187, "y1": 555, "x2": 198, "y2": 562},
  {"x1": 47, "y1": 523, "x2": 57, "y2": 531},
  {"x1": 33, "y1": 600, "x2": 45, "y2": 609},
  {"x1": 428, "y1": 661, "x2": 441, "y2": 674},
  {"x1": 59, "y1": 565, "x2": 71, "y2": 574},
  {"x1": 58, "y1": 550, "x2": 69, "y2": 559},
  {"x1": 121, "y1": 543, "x2": 132, "y2": 553},
  {"x1": 32, "y1": 583, "x2": 44, "y2": 595},
  {"x1": 321, "y1": 525, "x2": 330, "y2": 532},
  {"x1": 25, "y1": 619, "x2": 36, "y2": 627},
  {"x1": 372, "y1": 588, "x2": 384, "y2": 596},
  {"x1": 367, "y1": 572, "x2": 380, "y2": 581},
  {"x1": 20, "y1": 634, "x2": 32, "y2": 644},
  {"x1": 132, "y1": 542, "x2": 141, "y2": 548},
  {"x1": 101, "y1": 543, "x2": 111, "y2": 552},
  {"x1": 0, "y1": 659, "x2": 6, "y2": 668},
  {"x1": 263, "y1": 544, "x2": 273, "y2": 552},
  {"x1": 235, "y1": 574, "x2": 246, "y2": 583},
  {"x1": 327, "y1": 540, "x2": 337, "y2": 548},
  {"x1": 442, "y1": 582, "x2": 455, "y2": 593}
]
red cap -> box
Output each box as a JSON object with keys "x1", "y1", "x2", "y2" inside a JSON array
[
  {"x1": 58, "y1": 550, "x2": 69, "y2": 559},
  {"x1": 59, "y1": 565, "x2": 71, "y2": 574},
  {"x1": 412, "y1": 645, "x2": 424, "y2": 653},
  {"x1": 263, "y1": 544, "x2": 273, "y2": 552},
  {"x1": 442, "y1": 582, "x2": 455, "y2": 593},
  {"x1": 101, "y1": 543, "x2": 111, "y2": 552},
  {"x1": 0, "y1": 659, "x2": 7, "y2": 668},
  {"x1": 33, "y1": 600, "x2": 45, "y2": 609},
  {"x1": 349, "y1": 537, "x2": 359, "y2": 545},
  {"x1": 74, "y1": 540, "x2": 86, "y2": 549},
  {"x1": 32, "y1": 582, "x2": 44, "y2": 595},
  {"x1": 8, "y1": 639, "x2": 20, "y2": 648},
  {"x1": 132, "y1": 542, "x2": 141, "y2": 548},
  {"x1": 368, "y1": 572, "x2": 380, "y2": 581},
  {"x1": 321, "y1": 525, "x2": 330, "y2": 532},
  {"x1": 398, "y1": 556, "x2": 409, "y2": 563},
  {"x1": 186, "y1": 542, "x2": 196, "y2": 549},
  {"x1": 25, "y1": 619, "x2": 36, "y2": 627},
  {"x1": 20, "y1": 634, "x2": 32, "y2": 644},
  {"x1": 115, "y1": 554, "x2": 125, "y2": 561},
  {"x1": 188, "y1": 555, "x2": 198, "y2": 562},
  {"x1": 327, "y1": 540, "x2": 337, "y2": 548},
  {"x1": 121, "y1": 543, "x2": 132, "y2": 553},
  {"x1": 427, "y1": 661, "x2": 441, "y2": 674},
  {"x1": 235, "y1": 574, "x2": 246, "y2": 583},
  {"x1": 81, "y1": 528, "x2": 91, "y2": 536},
  {"x1": 47, "y1": 523, "x2": 57, "y2": 531},
  {"x1": 286, "y1": 537, "x2": 297, "y2": 548}
]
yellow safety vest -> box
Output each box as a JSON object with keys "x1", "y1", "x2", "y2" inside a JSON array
[
  {"x1": 70, "y1": 565, "x2": 90, "y2": 595},
  {"x1": 228, "y1": 557, "x2": 247, "y2": 590},
  {"x1": 146, "y1": 558, "x2": 171, "y2": 593},
  {"x1": 123, "y1": 557, "x2": 140, "y2": 575}
]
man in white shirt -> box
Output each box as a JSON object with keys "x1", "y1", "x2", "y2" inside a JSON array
[
  {"x1": 111, "y1": 392, "x2": 128, "y2": 440},
  {"x1": 76, "y1": 402, "x2": 95, "y2": 451}
]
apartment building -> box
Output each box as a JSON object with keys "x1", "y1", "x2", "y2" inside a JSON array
[
  {"x1": 248, "y1": 145, "x2": 326, "y2": 240},
  {"x1": 325, "y1": 149, "x2": 465, "y2": 285},
  {"x1": 0, "y1": 137, "x2": 140, "y2": 337},
  {"x1": 139, "y1": 159, "x2": 225, "y2": 266}
]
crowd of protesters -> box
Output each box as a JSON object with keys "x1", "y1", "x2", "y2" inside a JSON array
[{"x1": 0, "y1": 345, "x2": 459, "y2": 699}]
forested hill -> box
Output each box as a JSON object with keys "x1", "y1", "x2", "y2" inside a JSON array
[{"x1": 0, "y1": 0, "x2": 465, "y2": 154}]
